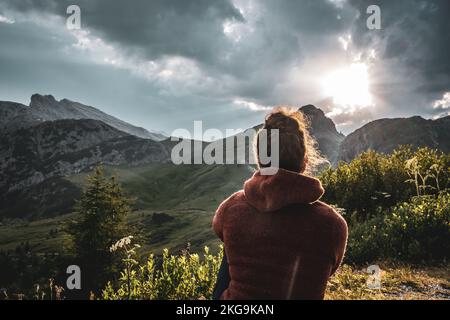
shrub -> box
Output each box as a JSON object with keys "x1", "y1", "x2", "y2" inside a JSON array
[
  {"x1": 320, "y1": 146, "x2": 449, "y2": 222},
  {"x1": 346, "y1": 192, "x2": 450, "y2": 264},
  {"x1": 102, "y1": 238, "x2": 223, "y2": 300}
]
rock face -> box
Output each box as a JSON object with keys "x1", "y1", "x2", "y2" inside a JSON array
[
  {"x1": 0, "y1": 101, "x2": 39, "y2": 131},
  {"x1": 0, "y1": 118, "x2": 170, "y2": 195},
  {"x1": 338, "y1": 116, "x2": 450, "y2": 162},
  {"x1": 299, "y1": 105, "x2": 345, "y2": 164}
]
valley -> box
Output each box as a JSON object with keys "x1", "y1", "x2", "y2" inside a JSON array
[{"x1": 0, "y1": 163, "x2": 252, "y2": 254}]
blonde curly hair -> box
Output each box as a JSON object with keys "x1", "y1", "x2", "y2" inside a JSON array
[{"x1": 255, "y1": 106, "x2": 326, "y2": 175}]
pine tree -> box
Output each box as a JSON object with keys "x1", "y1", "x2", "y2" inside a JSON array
[{"x1": 69, "y1": 165, "x2": 132, "y2": 294}]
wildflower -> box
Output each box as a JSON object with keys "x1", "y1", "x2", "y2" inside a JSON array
[{"x1": 110, "y1": 235, "x2": 134, "y2": 252}]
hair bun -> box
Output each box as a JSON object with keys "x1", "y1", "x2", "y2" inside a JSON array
[
  {"x1": 264, "y1": 110, "x2": 302, "y2": 132},
  {"x1": 256, "y1": 106, "x2": 325, "y2": 174}
]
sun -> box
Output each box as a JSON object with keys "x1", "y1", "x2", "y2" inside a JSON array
[{"x1": 322, "y1": 63, "x2": 373, "y2": 108}]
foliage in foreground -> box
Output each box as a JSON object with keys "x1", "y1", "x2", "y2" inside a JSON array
[
  {"x1": 320, "y1": 146, "x2": 449, "y2": 222},
  {"x1": 101, "y1": 237, "x2": 450, "y2": 300},
  {"x1": 320, "y1": 146, "x2": 450, "y2": 264},
  {"x1": 347, "y1": 191, "x2": 450, "y2": 264},
  {"x1": 102, "y1": 146, "x2": 450, "y2": 299},
  {"x1": 102, "y1": 240, "x2": 223, "y2": 300}
]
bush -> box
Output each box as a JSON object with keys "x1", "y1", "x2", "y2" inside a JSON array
[
  {"x1": 102, "y1": 239, "x2": 223, "y2": 300},
  {"x1": 346, "y1": 192, "x2": 450, "y2": 264},
  {"x1": 320, "y1": 146, "x2": 449, "y2": 222}
]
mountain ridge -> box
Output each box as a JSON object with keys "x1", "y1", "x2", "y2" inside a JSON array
[
  {"x1": 0, "y1": 94, "x2": 166, "y2": 141},
  {"x1": 338, "y1": 115, "x2": 450, "y2": 162}
]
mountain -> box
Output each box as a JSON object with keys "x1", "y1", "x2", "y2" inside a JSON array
[
  {"x1": 0, "y1": 94, "x2": 166, "y2": 141},
  {"x1": 0, "y1": 118, "x2": 171, "y2": 192},
  {"x1": 338, "y1": 115, "x2": 450, "y2": 162},
  {"x1": 299, "y1": 105, "x2": 345, "y2": 164},
  {"x1": 0, "y1": 118, "x2": 171, "y2": 218},
  {"x1": 2, "y1": 93, "x2": 450, "y2": 219},
  {"x1": 0, "y1": 101, "x2": 38, "y2": 131}
]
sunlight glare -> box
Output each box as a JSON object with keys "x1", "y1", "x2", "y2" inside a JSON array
[{"x1": 322, "y1": 63, "x2": 373, "y2": 108}]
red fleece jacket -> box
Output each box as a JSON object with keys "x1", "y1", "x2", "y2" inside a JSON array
[{"x1": 212, "y1": 168, "x2": 348, "y2": 300}]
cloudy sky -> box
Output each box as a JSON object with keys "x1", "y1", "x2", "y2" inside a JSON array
[{"x1": 0, "y1": 0, "x2": 449, "y2": 136}]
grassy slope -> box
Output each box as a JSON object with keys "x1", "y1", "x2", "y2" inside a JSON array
[
  {"x1": 0, "y1": 163, "x2": 253, "y2": 254},
  {"x1": 0, "y1": 214, "x2": 74, "y2": 253},
  {"x1": 85, "y1": 163, "x2": 253, "y2": 253}
]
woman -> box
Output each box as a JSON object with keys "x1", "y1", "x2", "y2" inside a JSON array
[{"x1": 212, "y1": 107, "x2": 348, "y2": 300}]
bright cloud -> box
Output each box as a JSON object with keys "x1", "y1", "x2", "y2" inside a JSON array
[
  {"x1": 433, "y1": 92, "x2": 450, "y2": 118},
  {"x1": 233, "y1": 99, "x2": 272, "y2": 112},
  {"x1": 433, "y1": 92, "x2": 450, "y2": 110},
  {"x1": 0, "y1": 14, "x2": 14, "y2": 24}
]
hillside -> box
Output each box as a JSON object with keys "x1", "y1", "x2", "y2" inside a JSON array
[
  {"x1": 0, "y1": 163, "x2": 252, "y2": 252},
  {"x1": 338, "y1": 116, "x2": 450, "y2": 162},
  {"x1": 0, "y1": 119, "x2": 171, "y2": 218}
]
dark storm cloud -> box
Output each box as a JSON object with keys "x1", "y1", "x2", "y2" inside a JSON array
[
  {"x1": 223, "y1": 0, "x2": 355, "y2": 100},
  {"x1": 0, "y1": 0, "x2": 352, "y2": 95},
  {"x1": 0, "y1": 0, "x2": 243, "y2": 66},
  {"x1": 263, "y1": 0, "x2": 349, "y2": 34},
  {"x1": 348, "y1": 0, "x2": 450, "y2": 114}
]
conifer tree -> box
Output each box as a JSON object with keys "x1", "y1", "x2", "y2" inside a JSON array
[{"x1": 69, "y1": 165, "x2": 132, "y2": 294}]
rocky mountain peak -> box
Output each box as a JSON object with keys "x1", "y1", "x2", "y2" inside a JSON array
[
  {"x1": 25, "y1": 94, "x2": 166, "y2": 141},
  {"x1": 30, "y1": 94, "x2": 58, "y2": 108},
  {"x1": 300, "y1": 104, "x2": 325, "y2": 116},
  {"x1": 299, "y1": 104, "x2": 345, "y2": 164},
  {"x1": 299, "y1": 105, "x2": 341, "y2": 135}
]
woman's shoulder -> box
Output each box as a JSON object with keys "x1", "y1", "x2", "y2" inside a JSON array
[
  {"x1": 310, "y1": 200, "x2": 348, "y2": 228},
  {"x1": 216, "y1": 190, "x2": 247, "y2": 214}
]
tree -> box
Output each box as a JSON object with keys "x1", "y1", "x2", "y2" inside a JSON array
[{"x1": 68, "y1": 165, "x2": 132, "y2": 294}]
